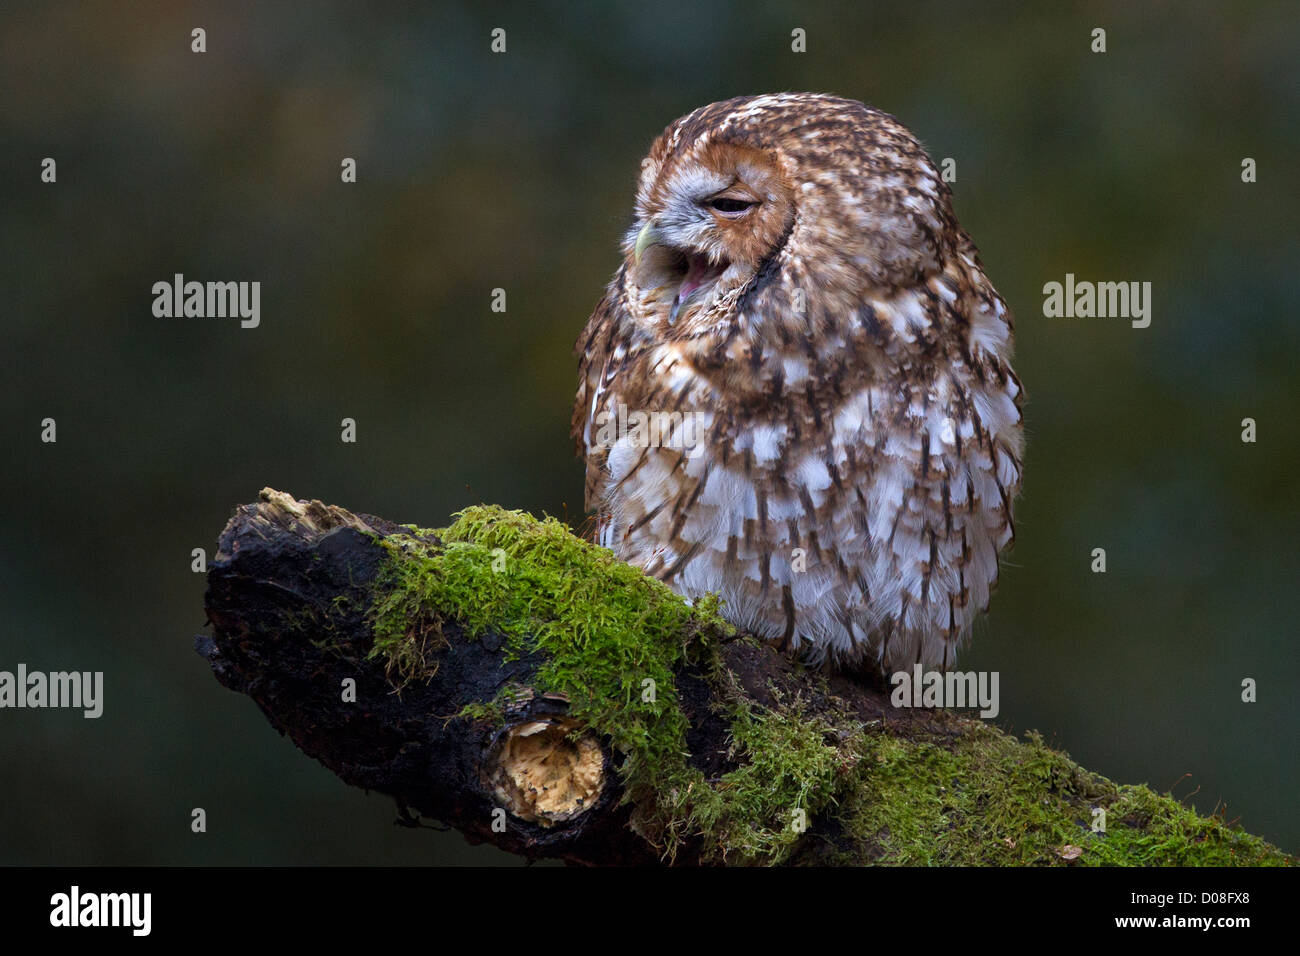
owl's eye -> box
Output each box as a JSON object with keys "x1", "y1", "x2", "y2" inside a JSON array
[{"x1": 707, "y1": 197, "x2": 757, "y2": 215}]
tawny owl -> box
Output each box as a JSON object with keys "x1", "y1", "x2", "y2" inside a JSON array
[{"x1": 571, "y1": 93, "x2": 1023, "y2": 674}]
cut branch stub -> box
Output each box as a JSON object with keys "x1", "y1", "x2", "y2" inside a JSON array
[
  {"x1": 486, "y1": 696, "x2": 606, "y2": 828},
  {"x1": 200, "y1": 488, "x2": 658, "y2": 863}
]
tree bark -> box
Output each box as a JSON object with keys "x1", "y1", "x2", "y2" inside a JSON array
[{"x1": 197, "y1": 489, "x2": 1292, "y2": 867}]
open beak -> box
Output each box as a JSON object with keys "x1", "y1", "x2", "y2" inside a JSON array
[{"x1": 634, "y1": 221, "x2": 662, "y2": 265}]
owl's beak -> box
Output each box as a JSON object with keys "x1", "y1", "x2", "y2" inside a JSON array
[{"x1": 634, "y1": 221, "x2": 663, "y2": 265}]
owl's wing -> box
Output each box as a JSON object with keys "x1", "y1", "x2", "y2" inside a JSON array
[{"x1": 571, "y1": 277, "x2": 625, "y2": 516}]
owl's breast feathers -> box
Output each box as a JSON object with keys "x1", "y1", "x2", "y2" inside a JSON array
[{"x1": 573, "y1": 94, "x2": 1023, "y2": 673}]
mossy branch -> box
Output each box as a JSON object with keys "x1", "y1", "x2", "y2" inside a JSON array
[{"x1": 198, "y1": 488, "x2": 1292, "y2": 867}]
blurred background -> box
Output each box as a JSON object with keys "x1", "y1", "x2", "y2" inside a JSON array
[{"x1": 1, "y1": 1, "x2": 1296, "y2": 864}]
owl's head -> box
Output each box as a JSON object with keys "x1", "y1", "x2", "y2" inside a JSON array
[
  {"x1": 626, "y1": 138, "x2": 796, "y2": 327},
  {"x1": 620, "y1": 94, "x2": 954, "y2": 335}
]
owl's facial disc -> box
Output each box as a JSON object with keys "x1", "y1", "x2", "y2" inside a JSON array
[{"x1": 628, "y1": 142, "x2": 794, "y2": 327}]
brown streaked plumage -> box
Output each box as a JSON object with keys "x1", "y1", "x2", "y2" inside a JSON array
[{"x1": 572, "y1": 93, "x2": 1024, "y2": 674}]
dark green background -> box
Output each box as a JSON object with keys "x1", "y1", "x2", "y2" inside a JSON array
[{"x1": 2, "y1": 1, "x2": 1296, "y2": 864}]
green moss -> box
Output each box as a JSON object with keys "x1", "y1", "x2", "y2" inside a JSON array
[
  {"x1": 367, "y1": 505, "x2": 736, "y2": 859},
  {"x1": 457, "y1": 683, "x2": 536, "y2": 725},
  {"x1": 822, "y1": 725, "x2": 1289, "y2": 866},
  {"x1": 1084, "y1": 784, "x2": 1288, "y2": 867},
  {"x1": 684, "y1": 695, "x2": 853, "y2": 864},
  {"x1": 362, "y1": 506, "x2": 1293, "y2": 867}
]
